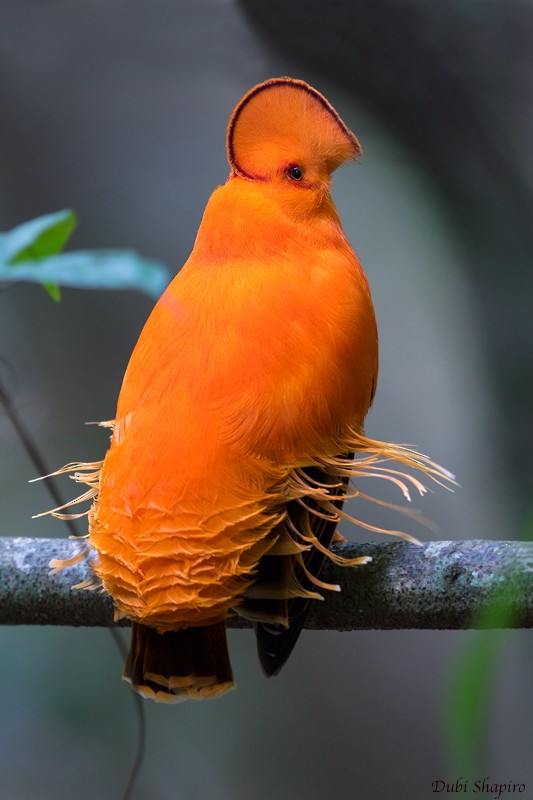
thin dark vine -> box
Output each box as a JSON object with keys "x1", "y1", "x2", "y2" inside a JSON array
[{"x1": 0, "y1": 378, "x2": 145, "y2": 800}]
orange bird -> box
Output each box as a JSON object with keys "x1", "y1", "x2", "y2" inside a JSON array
[{"x1": 46, "y1": 78, "x2": 451, "y2": 701}]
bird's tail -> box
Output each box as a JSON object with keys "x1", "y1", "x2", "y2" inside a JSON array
[{"x1": 123, "y1": 620, "x2": 235, "y2": 703}]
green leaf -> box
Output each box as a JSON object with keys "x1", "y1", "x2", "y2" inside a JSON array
[
  {"x1": 0, "y1": 211, "x2": 170, "y2": 299},
  {"x1": 1, "y1": 209, "x2": 77, "y2": 264},
  {"x1": 0, "y1": 250, "x2": 169, "y2": 299},
  {"x1": 42, "y1": 281, "x2": 62, "y2": 302},
  {"x1": 444, "y1": 511, "x2": 533, "y2": 778},
  {"x1": 445, "y1": 629, "x2": 505, "y2": 778}
]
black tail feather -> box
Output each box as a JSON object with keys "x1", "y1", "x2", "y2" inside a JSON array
[
  {"x1": 253, "y1": 464, "x2": 350, "y2": 676},
  {"x1": 124, "y1": 620, "x2": 235, "y2": 702}
]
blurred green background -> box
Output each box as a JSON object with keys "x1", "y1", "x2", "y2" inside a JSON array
[{"x1": 1, "y1": 2, "x2": 532, "y2": 798}]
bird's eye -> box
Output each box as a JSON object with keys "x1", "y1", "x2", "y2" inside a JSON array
[{"x1": 288, "y1": 165, "x2": 303, "y2": 181}]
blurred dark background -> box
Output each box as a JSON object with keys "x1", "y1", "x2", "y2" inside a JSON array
[{"x1": 0, "y1": 2, "x2": 532, "y2": 798}]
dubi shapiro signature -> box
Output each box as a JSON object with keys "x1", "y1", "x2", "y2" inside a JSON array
[{"x1": 432, "y1": 779, "x2": 525, "y2": 798}]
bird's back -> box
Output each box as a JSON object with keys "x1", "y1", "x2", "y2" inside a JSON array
[{"x1": 89, "y1": 177, "x2": 378, "y2": 632}]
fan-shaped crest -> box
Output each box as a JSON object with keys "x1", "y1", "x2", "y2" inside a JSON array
[{"x1": 227, "y1": 77, "x2": 361, "y2": 180}]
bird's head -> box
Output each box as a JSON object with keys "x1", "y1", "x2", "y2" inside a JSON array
[{"x1": 227, "y1": 78, "x2": 361, "y2": 195}]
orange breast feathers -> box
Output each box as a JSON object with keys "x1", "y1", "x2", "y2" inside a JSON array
[{"x1": 89, "y1": 81, "x2": 378, "y2": 631}]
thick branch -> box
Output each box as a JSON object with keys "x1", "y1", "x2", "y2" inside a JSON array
[{"x1": 1, "y1": 537, "x2": 532, "y2": 629}]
